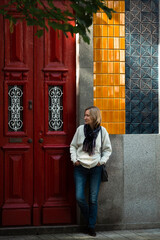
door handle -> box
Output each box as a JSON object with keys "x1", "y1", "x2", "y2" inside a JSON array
[
  {"x1": 39, "y1": 138, "x2": 44, "y2": 143},
  {"x1": 28, "y1": 100, "x2": 32, "y2": 110},
  {"x1": 27, "y1": 138, "x2": 32, "y2": 143}
]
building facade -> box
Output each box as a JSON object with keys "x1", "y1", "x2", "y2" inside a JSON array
[{"x1": 0, "y1": 0, "x2": 160, "y2": 230}]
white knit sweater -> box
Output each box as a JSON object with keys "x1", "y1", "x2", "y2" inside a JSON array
[{"x1": 70, "y1": 125, "x2": 112, "y2": 169}]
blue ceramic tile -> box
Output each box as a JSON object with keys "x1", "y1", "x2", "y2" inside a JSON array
[
  {"x1": 125, "y1": 0, "x2": 159, "y2": 134},
  {"x1": 126, "y1": 112, "x2": 131, "y2": 122},
  {"x1": 140, "y1": 124, "x2": 152, "y2": 134},
  {"x1": 152, "y1": 80, "x2": 158, "y2": 89},
  {"x1": 141, "y1": 79, "x2": 152, "y2": 89},
  {"x1": 141, "y1": 12, "x2": 151, "y2": 22},
  {"x1": 130, "y1": 123, "x2": 141, "y2": 133},
  {"x1": 141, "y1": 0, "x2": 151, "y2": 12},
  {"x1": 130, "y1": 0, "x2": 141, "y2": 12},
  {"x1": 131, "y1": 79, "x2": 140, "y2": 89},
  {"x1": 131, "y1": 34, "x2": 140, "y2": 44},
  {"x1": 141, "y1": 34, "x2": 152, "y2": 45},
  {"x1": 125, "y1": 0, "x2": 130, "y2": 11}
]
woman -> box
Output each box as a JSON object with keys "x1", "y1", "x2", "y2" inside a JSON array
[{"x1": 70, "y1": 106, "x2": 112, "y2": 237}]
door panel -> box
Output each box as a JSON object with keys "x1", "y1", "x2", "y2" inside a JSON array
[
  {"x1": 33, "y1": 19, "x2": 76, "y2": 225},
  {"x1": 0, "y1": 13, "x2": 34, "y2": 226},
  {"x1": 0, "y1": 1, "x2": 76, "y2": 226}
]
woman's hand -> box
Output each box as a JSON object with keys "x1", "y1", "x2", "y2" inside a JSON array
[
  {"x1": 74, "y1": 161, "x2": 80, "y2": 166},
  {"x1": 97, "y1": 162, "x2": 101, "y2": 166}
]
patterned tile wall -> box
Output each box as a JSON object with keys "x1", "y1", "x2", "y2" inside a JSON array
[
  {"x1": 93, "y1": 0, "x2": 126, "y2": 134},
  {"x1": 125, "y1": 0, "x2": 159, "y2": 133}
]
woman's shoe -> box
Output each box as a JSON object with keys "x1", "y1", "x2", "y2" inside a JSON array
[{"x1": 88, "y1": 227, "x2": 96, "y2": 237}]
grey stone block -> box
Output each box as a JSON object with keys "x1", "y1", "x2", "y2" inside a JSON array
[
  {"x1": 124, "y1": 135, "x2": 159, "y2": 223},
  {"x1": 79, "y1": 26, "x2": 93, "y2": 69},
  {"x1": 98, "y1": 135, "x2": 124, "y2": 225}
]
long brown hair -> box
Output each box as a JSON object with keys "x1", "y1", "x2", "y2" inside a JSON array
[{"x1": 84, "y1": 106, "x2": 102, "y2": 129}]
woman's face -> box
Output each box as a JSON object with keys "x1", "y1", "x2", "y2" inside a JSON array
[{"x1": 84, "y1": 110, "x2": 94, "y2": 126}]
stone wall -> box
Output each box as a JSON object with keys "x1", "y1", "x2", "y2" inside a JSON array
[{"x1": 97, "y1": 134, "x2": 160, "y2": 229}]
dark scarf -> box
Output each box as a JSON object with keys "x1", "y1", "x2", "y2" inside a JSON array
[{"x1": 83, "y1": 124, "x2": 101, "y2": 156}]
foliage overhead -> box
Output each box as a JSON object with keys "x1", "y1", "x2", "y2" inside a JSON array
[{"x1": 0, "y1": 0, "x2": 115, "y2": 44}]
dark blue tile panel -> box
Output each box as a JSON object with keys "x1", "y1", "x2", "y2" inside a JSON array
[{"x1": 125, "y1": 0, "x2": 159, "y2": 134}]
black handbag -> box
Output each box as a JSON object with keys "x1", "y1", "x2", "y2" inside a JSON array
[{"x1": 100, "y1": 127, "x2": 108, "y2": 182}]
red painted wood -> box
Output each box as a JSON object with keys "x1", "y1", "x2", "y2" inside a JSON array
[
  {"x1": 0, "y1": 0, "x2": 76, "y2": 226},
  {"x1": 0, "y1": 5, "x2": 34, "y2": 226}
]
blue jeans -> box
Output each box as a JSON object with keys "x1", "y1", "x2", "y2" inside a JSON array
[{"x1": 74, "y1": 164, "x2": 102, "y2": 229}]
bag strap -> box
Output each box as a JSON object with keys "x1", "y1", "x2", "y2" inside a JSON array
[{"x1": 100, "y1": 126, "x2": 102, "y2": 157}]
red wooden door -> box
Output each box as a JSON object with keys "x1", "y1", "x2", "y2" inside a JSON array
[{"x1": 0, "y1": 2, "x2": 76, "y2": 226}]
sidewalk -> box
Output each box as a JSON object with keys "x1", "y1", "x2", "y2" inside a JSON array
[{"x1": 1, "y1": 229, "x2": 160, "y2": 240}]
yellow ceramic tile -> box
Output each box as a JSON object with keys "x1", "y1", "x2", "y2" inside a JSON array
[
  {"x1": 120, "y1": 1, "x2": 125, "y2": 12},
  {"x1": 108, "y1": 1, "x2": 114, "y2": 9},
  {"x1": 94, "y1": 49, "x2": 102, "y2": 61},
  {"x1": 119, "y1": 123, "x2": 125, "y2": 134},
  {"x1": 114, "y1": 62, "x2": 120, "y2": 73},
  {"x1": 120, "y1": 50, "x2": 125, "y2": 61},
  {"x1": 119, "y1": 98, "x2": 125, "y2": 110},
  {"x1": 108, "y1": 38, "x2": 114, "y2": 49},
  {"x1": 93, "y1": 49, "x2": 96, "y2": 61},
  {"x1": 102, "y1": 123, "x2": 109, "y2": 132},
  {"x1": 94, "y1": 86, "x2": 96, "y2": 98},
  {"x1": 120, "y1": 74, "x2": 125, "y2": 85},
  {"x1": 107, "y1": 74, "x2": 114, "y2": 85},
  {"x1": 103, "y1": 86, "x2": 108, "y2": 97},
  {"x1": 114, "y1": 86, "x2": 120, "y2": 97},
  {"x1": 102, "y1": 50, "x2": 108, "y2": 61},
  {"x1": 120, "y1": 86, "x2": 125, "y2": 98},
  {"x1": 103, "y1": 99, "x2": 108, "y2": 109},
  {"x1": 120, "y1": 13, "x2": 125, "y2": 24},
  {"x1": 94, "y1": 75, "x2": 96, "y2": 86},
  {"x1": 119, "y1": 111, "x2": 125, "y2": 122},
  {"x1": 102, "y1": 75, "x2": 108, "y2": 85},
  {"x1": 94, "y1": 62, "x2": 102, "y2": 73},
  {"x1": 120, "y1": 62, "x2": 125, "y2": 73},
  {"x1": 96, "y1": 98, "x2": 103, "y2": 109},
  {"x1": 108, "y1": 62, "x2": 114, "y2": 73},
  {"x1": 102, "y1": 13, "x2": 108, "y2": 24},
  {"x1": 102, "y1": 111, "x2": 108, "y2": 121},
  {"x1": 106, "y1": 112, "x2": 112, "y2": 122},
  {"x1": 102, "y1": 25, "x2": 108, "y2": 36},
  {"x1": 108, "y1": 123, "x2": 117, "y2": 134},
  {"x1": 108, "y1": 25, "x2": 114, "y2": 36},
  {"x1": 93, "y1": 0, "x2": 125, "y2": 135},
  {"x1": 108, "y1": 50, "x2": 114, "y2": 61},
  {"x1": 108, "y1": 86, "x2": 114, "y2": 98},
  {"x1": 120, "y1": 26, "x2": 125, "y2": 37},
  {"x1": 114, "y1": 74, "x2": 120, "y2": 85},
  {"x1": 114, "y1": 99, "x2": 120, "y2": 109},
  {"x1": 95, "y1": 13, "x2": 102, "y2": 24},
  {"x1": 94, "y1": 38, "x2": 102, "y2": 48},
  {"x1": 120, "y1": 38, "x2": 125, "y2": 49},
  {"x1": 94, "y1": 98, "x2": 96, "y2": 106},
  {"x1": 114, "y1": 38, "x2": 120, "y2": 49},
  {"x1": 113, "y1": 111, "x2": 120, "y2": 122},
  {"x1": 95, "y1": 86, "x2": 103, "y2": 97},
  {"x1": 114, "y1": 26, "x2": 120, "y2": 37},
  {"x1": 108, "y1": 99, "x2": 114, "y2": 110},
  {"x1": 102, "y1": 62, "x2": 108, "y2": 74},
  {"x1": 102, "y1": 38, "x2": 108, "y2": 48},
  {"x1": 94, "y1": 25, "x2": 102, "y2": 36},
  {"x1": 94, "y1": 74, "x2": 103, "y2": 85},
  {"x1": 114, "y1": 50, "x2": 120, "y2": 61},
  {"x1": 114, "y1": 13, "x2": 120, "y2": 24},
  {"x1": 114, "y1": 1, "x2": 120, "y2": 12}
]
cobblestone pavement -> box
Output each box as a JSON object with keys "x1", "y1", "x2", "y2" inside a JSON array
[{"x1": 1, "y1": 229, "x2": 160, "y2": 240}]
